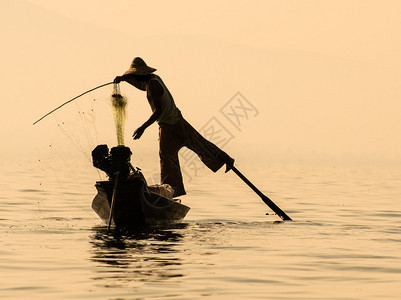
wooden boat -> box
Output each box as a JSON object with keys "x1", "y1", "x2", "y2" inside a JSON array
[
  {"x1": 91, "y1": 144, "x2": 190, "y2": 228},
  {"x1": 92, "y1": 176, "x2": 190, "y2": 227}
]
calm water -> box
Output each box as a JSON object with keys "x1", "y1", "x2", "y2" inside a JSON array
[{"x1": 1, "y1": 158, "x2": 401, "y2": 299}]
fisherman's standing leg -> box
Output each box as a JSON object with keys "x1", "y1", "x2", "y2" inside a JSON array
[{"x1": 159, "y1": 124, "x2": 186, "y2": 197}]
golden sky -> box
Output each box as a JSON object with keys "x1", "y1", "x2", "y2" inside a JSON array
[{"x1": 1, "y1": 0, "x2": 400, "y2": 165}]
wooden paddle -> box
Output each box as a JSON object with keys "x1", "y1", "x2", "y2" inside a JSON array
[{"x1": 230, "y1": 165, "x2": 292, "y2": 221}]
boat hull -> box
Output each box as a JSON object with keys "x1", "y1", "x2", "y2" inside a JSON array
[{"x1": 92, "y1": 178, "x2": 190, "y2": 227}]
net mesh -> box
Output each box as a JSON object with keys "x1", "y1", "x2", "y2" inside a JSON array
[{"x1": 111, "y1": 83, "x2": 128, "y2": 145}]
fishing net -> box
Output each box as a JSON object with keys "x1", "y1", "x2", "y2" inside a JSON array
[
  {"x1": 35, "y1": 83, "x2": 131, "y2": 171},
  {"x1": 33, "y1": 82, "x2": 173, "y2": 221},
  {"x1": 111, "y1": 83, "x2": 128, "y2": 145},
  {"x1": 34, "y1": 90, "x2": 113, "y2": 218}
]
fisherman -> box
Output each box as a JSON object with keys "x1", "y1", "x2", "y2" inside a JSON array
[{"x1": 114, "y1": 57, "x2": 234, "y2": 197}]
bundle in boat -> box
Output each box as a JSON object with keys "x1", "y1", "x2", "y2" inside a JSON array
[{"x1": 91, "y1": 144, "x2": 190, "y2": 228}]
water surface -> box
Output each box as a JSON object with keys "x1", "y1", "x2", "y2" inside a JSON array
[{"x1": 1, "y1": 159, "x2": 400, "y2": 299}]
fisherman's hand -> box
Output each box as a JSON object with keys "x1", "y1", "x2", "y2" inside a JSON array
[
  {"x1": 133, "y1": 126, "x2": 145, "y2": 140},
  {"x1": 114, "y1": 76, "x2": 123, "y2": 84}
]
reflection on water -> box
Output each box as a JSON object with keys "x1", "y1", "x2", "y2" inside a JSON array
[{"x1": 89, "y1": 224, "x2": 187, "y2": 286}]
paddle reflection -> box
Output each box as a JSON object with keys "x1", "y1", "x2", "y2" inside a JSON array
[{"x1": 89, "y1": 224, "x2": 187, "y2": 286}]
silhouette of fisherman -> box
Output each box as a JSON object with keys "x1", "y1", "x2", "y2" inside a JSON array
[{"x1": 114, "y1": 57, "x2": 234, "y2": 197}]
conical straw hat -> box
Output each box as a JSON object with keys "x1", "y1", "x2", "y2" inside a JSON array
[{"x1": 123, "y1": 57, "x2": 157, "y2": 75}]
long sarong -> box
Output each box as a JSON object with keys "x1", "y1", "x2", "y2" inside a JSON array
[{"x1": 159, "y1": 117, "x2": 232, "y2": 197}]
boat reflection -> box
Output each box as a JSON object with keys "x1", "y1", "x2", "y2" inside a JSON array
[{"x1": 89, "y1": 223, "x2": 187, "y2": 286}]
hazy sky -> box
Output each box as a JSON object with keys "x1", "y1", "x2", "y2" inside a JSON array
[{"x1": 1, "y1": 0, "x2": 400, "y2": 166}]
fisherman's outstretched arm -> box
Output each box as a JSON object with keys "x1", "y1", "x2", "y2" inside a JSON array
[
  {"x1": 140, "y1": 108, "x2": 161, "y2": 130},
  {"x1": 114, "y1": 74, "x2": 144, "y2": 90},
  {"x1": 133, "y1": 80, "x2": 163, "y2": 139}
]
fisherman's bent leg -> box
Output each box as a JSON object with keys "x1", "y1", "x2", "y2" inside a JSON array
[
  {"x1": 159, "y1": 125, "x2": 186, "y2": 197},
  {"x1": 182, "y1": 120, "x2": 233, "y2": 173}
]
